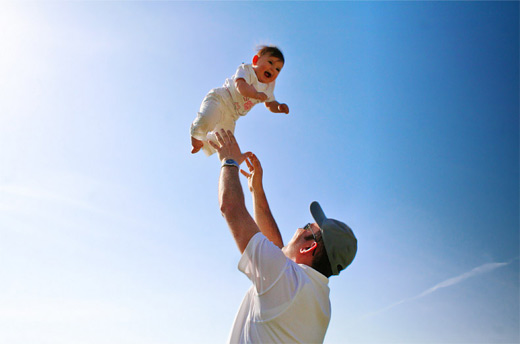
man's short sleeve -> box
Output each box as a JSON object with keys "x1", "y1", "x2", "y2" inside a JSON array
[{"x1": 238, "y1": 233, "x2": 290, "y2": 295}]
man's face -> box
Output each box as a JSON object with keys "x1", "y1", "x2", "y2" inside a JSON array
[
  {"x1": 282, "y1": 223, "x2": 320, "y2": 259},
  {"x1": 252, "y1": 53, "x2": 284, "y2": 84}
]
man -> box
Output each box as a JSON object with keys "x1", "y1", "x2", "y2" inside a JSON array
[{"x1": 210, "y1": 130, "x2": 357, "y2": 344}]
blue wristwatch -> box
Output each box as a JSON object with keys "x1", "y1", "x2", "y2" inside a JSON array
[{"x1": 222, "y1": 159, "x2": 240, "y2": 169}]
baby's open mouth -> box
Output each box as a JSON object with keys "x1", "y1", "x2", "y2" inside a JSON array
[{"x1": 264, "y1": 71, "x2": 272, "y2": 78}]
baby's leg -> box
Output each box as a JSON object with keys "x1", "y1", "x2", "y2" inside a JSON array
[
  {"x1": 203, "y1": 117, "x2": 236, "y2": 156},
  {"x1": 191, "y1": 91, "x2": 222, "y2": 136},
  {"x1": 190, "y1": 89, "x2": 238, "y2": 156}
]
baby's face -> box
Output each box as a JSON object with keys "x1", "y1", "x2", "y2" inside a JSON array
[{"x1": 252, "y1": 53, "x2": 284, "y2": 84}]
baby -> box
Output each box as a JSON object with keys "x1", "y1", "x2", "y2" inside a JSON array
[{"x1": 190, "y1": 46, "x2": 289, "y2": 156}]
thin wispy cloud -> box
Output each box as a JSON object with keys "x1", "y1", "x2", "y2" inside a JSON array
[
  {"x1": 365, "y1": 259, "x2": 518, "y2": 318},
  {"x1": 0, "y1": 175, "x2": 145, "y2": 229}
]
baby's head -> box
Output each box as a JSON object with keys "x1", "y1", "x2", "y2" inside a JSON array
[{"x1": 252, "y1": 46, "x2": 285, "y2": 84}]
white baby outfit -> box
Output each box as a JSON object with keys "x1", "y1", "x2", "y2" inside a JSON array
[
  {"x1": 228, "y1": 233, "x2": 331, "y2": 344},
  {"x1": 191, "y1": 64, "x2": 276, "y2": 156}
]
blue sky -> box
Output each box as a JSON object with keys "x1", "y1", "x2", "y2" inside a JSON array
[{"x1": 0, "y1": 1, "x2": 518, "y2": 343}]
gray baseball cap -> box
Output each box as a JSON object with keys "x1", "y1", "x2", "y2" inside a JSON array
[{"x1": 310, "y1": 201, "x2": 357, "y2": 275}]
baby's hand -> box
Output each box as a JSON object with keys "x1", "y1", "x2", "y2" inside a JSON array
[
  {"x1": 255, "y1": 92, "x2": 268, "y2": 102},
  {"x1": 191, "y1": 136, "x2": 204, "y2": 154},
  {"x1": 278, "y1": 103, "x2": 289, "y2": 114}
]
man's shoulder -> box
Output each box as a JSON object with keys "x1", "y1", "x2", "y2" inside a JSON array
[
  {"x1": 243, "y1": 232, "x2": 270, "y2": 252},
  {"x1": 241, "y1": 232, "x2": 286, "y2": 267}
]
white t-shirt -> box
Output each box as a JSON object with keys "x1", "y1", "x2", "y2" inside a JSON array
[
  {"x1": 224, "y1": 63, "x2": 276, "y2": 117},
  {"x1": 228, "y1": 233, "x2": 331, "y2": 344}
]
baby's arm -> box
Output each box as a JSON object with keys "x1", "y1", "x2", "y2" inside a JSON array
[
  {"x1": 265, "y1": 101, "x2": 289, "y2": 114},
  {"x1": 235, "y1": 78, "x2": 268, "y2": 102}
]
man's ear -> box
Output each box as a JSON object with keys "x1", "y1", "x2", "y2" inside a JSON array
[
  {"x1": 252, "y1": 55, "x2": 259, "y2": 66},
  {"x1": 300, "y1": 241, "x2": 318, "y2": 254}
]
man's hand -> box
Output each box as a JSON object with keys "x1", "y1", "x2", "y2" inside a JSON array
[
  {"x1": 240, "y1": 153, "x2": 263, "y2": 193},
  {"x1": 191, "y1": 136, "x2": 204, "y2": 154},
  {"x1": 209, "y1": 129, "x2": 248, "y2": 164}
]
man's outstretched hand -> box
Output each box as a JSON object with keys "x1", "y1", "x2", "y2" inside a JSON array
[
  {"x1": 240, "y1": 153, "x2": 263, "y2": 193},
  {"x1": 209, "y1": 129, "x2": 249, "y2": 165}
]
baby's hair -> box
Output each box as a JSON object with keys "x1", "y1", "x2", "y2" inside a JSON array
[{"x1": 257, "y1": 45, "x2": 285, "y2": 64}]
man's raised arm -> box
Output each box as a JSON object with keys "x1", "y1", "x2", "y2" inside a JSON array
[
  {"x1": 241, "y1": 153, "x2": 284, "y2": 248},
  {"x1": 210, "y1": 130, "x2": 259, "y2": 254}
]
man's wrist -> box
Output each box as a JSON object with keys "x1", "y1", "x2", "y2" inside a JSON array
[{"x1": 221, "y1": 158, "x2": 240, "y2": 169}]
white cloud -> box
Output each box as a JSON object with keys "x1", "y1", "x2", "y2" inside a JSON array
[{"x1": 365, "y1": 260, "x2": 516, "y2": 318}]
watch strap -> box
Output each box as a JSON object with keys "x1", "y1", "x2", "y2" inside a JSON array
[{"x1": 221, "y1": 159, "x2": 240, "y2": 169}]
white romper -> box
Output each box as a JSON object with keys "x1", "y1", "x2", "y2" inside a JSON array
[{"x1": 190, "y1": 64, "x2": 276, "y2": 156}]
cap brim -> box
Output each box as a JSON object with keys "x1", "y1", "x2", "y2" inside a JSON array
[{"x1": 310, "y1": 201, "x2": 327, "y2": 227}]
